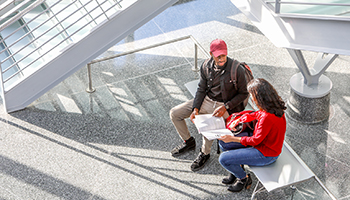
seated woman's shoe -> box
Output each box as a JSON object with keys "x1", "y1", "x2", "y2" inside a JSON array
[
  {"x1": 222, "y1": 165, "x2": 245, "y2": 184},
  {"x1": 227, "y1": 174, "x2": 252, "y2": 192},
  {"x1": 222, "y1": 173, "x2": 236, "y2": 184}
]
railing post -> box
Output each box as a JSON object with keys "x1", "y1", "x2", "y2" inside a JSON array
[
  {"x1": 193, "y1": 44, "x2": 199, "y2": 72},
  {"x1": 275, "y1": 0, "x2": 281, "y2": 13},
  {"x1": 86, "y1": 63, "x2": 96, "y2": 93},
  {"x1": 0, "y1": 64, "x2": 7, "y2": 112}
]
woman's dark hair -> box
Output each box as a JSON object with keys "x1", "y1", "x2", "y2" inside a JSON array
[{"x1": 247, "y1": 78, "x2": 286, "y2": 117}]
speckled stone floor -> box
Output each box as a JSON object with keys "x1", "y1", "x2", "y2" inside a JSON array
[{"x1": 0, "y1": 0, "x2": 349, "y2": 199}]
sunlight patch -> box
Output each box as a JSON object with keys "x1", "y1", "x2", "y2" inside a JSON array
[
  {"x1": 120, "y1": 102, "x2": 142, "y2": 117},
  {"x1": 114, "y1": 95, "x2": 134, "y2": 105},
  {"x1": 109, "y1": 87, "x2": 128, "y2": 97},
  {"x1": 57, "y1": 94, "x2": 82, "y2": 114},
  {"x1": 102, "y1": 71, "x2": 114, "y2": 76},
  {"x1": 343, "y1": 96, "x2": 350, "y2": 104},
  {"x1": 325, "y1": 130, "x2": 346, "y2": 144},
  {"x1": 158, "y1": 77, "x2": 189, "y2": 102}
]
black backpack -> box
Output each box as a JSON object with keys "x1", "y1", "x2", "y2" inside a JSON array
[
  {"x1": 231, "y1": 60, "x2": 254, "y2": 107},
  {"x1": 202, "y1": 58, "x2": 254, "y2": 107}
]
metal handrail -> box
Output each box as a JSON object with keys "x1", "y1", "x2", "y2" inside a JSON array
[
  {"x1": 0, "y1": 0, "x2": 14, "y2": 12},
  {"x1": 0, "y1": 0, "x2": 63, "y2": 55},
  {"x1": 267, "y1": 1, "x2": 350, "y2": 6},
  {"x1": 0, "y1": 0, "x2": 45, "y2": 32},
  {"x1": 86, "y1": 35, "x2": 210, "y2": 93},
  {"x1": 2, "y1": 0, "x2": 97, "y2": 73},
  {"x1": 4, "y1": 0, "x2": 117, "y2": 83},
  {"x1": 1, "y1": 0, "x2": 124, "y2": 86},
  {"x1": 265, "y1": 0, "x2": 350, "y2": 14}
]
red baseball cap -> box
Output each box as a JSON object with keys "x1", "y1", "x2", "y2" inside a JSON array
[{"x1": 210, "y1": 39, "x2": 227, "y2": 57}]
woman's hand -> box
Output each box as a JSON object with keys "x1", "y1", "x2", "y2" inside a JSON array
[
  {"x1": 218, "y1": 135, "x2": 241, "y2": 143},
  {"x1": 228, "y1": 119, "x2": 240, "y2": 131}
]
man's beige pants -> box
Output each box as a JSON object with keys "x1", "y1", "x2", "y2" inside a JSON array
[{"x1": 169, "y1": 96, "x2": 229, "y2": 155}]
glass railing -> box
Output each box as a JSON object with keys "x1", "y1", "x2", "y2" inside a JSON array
[
  {"x1": 264, "y1": 0, "x2": 350, "y2": 18},
  {"x1": 0, "y1": 0, "x2": 137, "y2": 92}
]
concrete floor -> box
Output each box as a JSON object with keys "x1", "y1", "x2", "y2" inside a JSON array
[{"x1": 1, "y1": 0, "x2": 350, "y2": 199}]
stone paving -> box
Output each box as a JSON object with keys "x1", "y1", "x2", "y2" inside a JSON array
[{"x1": 0, "y1": 0, "x2": 349, "y2": 199}]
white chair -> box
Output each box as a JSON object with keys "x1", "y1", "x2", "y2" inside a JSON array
[
  {"x1": 249, "y1": 142, "x2": 315, "y2": 200},
  {"x1": 184, "y1": 79, "x2": 199, "y2": 98}
]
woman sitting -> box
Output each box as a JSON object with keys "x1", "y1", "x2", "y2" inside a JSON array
[{"x1": 218, "y1": 78, "x2": 287, "y2": 192}]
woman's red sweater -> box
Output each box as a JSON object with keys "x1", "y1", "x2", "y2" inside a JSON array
[{"x1": 239, "y1": 110, "x2": 286, "y2": 157}]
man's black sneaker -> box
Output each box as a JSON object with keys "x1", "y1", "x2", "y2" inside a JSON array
[
  {"x1": 191, "y1": 150, "x2": 210, "y2": 171},
  {"x1": 171, "y1": 137, "x2": 195, "y2": 156}
]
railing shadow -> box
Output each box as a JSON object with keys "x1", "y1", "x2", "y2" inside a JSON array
[{"x1": 0, "y1": 154, "x2": 106, "y2": 200}]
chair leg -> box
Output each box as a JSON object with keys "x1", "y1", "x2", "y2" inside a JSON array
[
  {"x1": 216, "y1": 139, "x2": 220, "y2": 154},
  {"x1": 251, "y1": 180, "x2": 265, "y2": 200},
  {"x1": 290, "y1": 185, "x2": 296, "y2": 200}
]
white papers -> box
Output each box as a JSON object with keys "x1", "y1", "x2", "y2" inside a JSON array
[{"x1": 193, "y1": 114, "x2": 233, "y2": 140}]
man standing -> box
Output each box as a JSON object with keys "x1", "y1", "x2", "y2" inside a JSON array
[{"x1": 170, "y1": 39, "x2": 249, "y2": 171}]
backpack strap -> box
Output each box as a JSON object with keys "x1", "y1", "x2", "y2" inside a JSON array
[
  {"x1": 203, "y1": 58, "x2": 214, "y2": 93},
  {"x1": 231, "y1": 59, "x2": 241, "y2": 90}
]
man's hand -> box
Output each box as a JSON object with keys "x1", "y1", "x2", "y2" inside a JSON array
[
  {"x1": 213, "y1": 105, "x2": 226, "y2": 117},
  {"x1": 190, "y1": 108, "x2": 199, "y2": 123}
]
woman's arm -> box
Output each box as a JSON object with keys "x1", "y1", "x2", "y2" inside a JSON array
[
  {"x1": 218, "y1": 135, "x2": 241, "y2": 143},
  {"x1": 240, "y1": 112, "x2": 273, "y2": 146}
]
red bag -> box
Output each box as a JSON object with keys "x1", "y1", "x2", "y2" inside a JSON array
[{"x1": 226, "y1": 110, "x2": 257, "y2": 135}]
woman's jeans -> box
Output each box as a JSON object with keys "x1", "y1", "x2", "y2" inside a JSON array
[{"x1": 219, "y1": 138, "x2": 279, "y2": 179}]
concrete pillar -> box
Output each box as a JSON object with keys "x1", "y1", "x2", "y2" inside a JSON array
[
  {"x1": 287, "y1": 73, "x2": 331, "y2": 123},
  {"x1": 286, "y1": 49, "x2": 337, "y2": 124}
]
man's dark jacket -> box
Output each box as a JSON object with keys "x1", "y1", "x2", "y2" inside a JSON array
[{"x1": 192, "y1": 57, "x2": 249, "y2": 115}]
